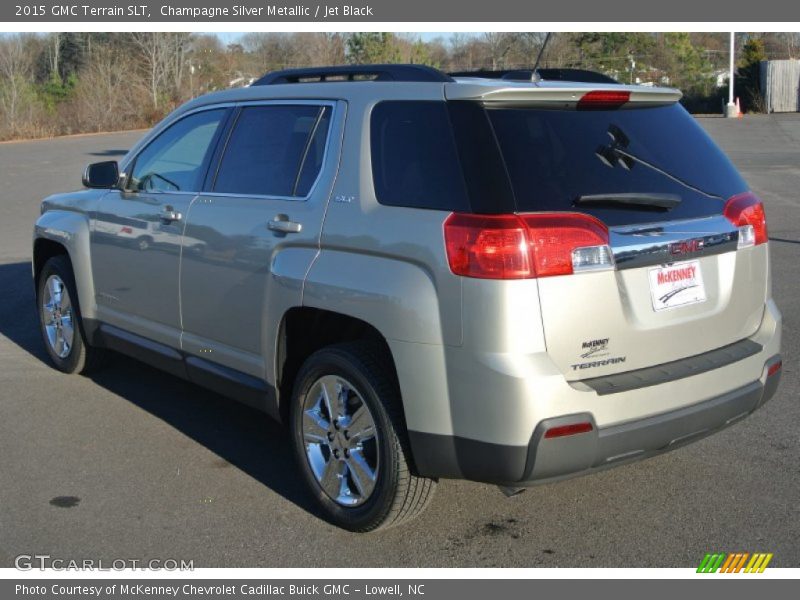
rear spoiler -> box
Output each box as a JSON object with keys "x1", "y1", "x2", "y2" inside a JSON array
[{"x1": 445, "y1": 82, "x2": 682, "y2": 108}]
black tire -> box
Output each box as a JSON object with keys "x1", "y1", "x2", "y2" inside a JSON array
[
  {"x1": 290, "y1": 341, "x2": 436, "y2": 532},
  {"x1": 36, "y1": 255, "x2": 107, "y2": 374}
]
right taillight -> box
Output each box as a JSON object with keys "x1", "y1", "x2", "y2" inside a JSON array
[
  {"x1": 443, "y1": 212, "x2": 613, "y2": 279},
  {"x1": 724, "y1": 192, "x2": 768, "y2": 248}
]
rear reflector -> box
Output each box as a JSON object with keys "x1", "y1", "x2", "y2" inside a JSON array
[
  {"x1": 724, "y1": 192, "x2": 768, "y2": 247},
  {"x1": 767, "y1": 360, "x2": 782, "y2": 377},
  {"x1": 577, "y1": 90, "x2": 631, "y2": 110},
  {"x1": 444, "y1": 212, "x2": 613, "y2": 279},
  {"x1": 544, "y1": 422, "x2": 594, "y2": 439}
]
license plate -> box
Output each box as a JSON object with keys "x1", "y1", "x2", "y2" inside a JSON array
[{"x1": 649, "y1": 260, "x2": 706, "y2": 311}]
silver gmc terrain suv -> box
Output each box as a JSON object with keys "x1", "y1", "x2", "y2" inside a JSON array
[{"x1": 32, "y1": 65, "x2": 782, "y2": 531}]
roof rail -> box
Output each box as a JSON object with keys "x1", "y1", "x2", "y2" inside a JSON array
[
  {"x1": 253, "y1": 64, "x2": 454, "y2": 85},
  {"x1": 449, "y1": 68, "x2": 619, "y2": 85}
]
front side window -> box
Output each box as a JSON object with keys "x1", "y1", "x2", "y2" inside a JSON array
[
  {"x1": 212, "y1": 104, "x2": 332, "y2": 197},
  {"x1": 128, "y1": 109, "x2": 226, "y2": 193}
]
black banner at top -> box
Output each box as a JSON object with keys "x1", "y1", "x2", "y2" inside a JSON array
[{"x1": 3, "y1": 0, "x2": 799, "y2": 22}]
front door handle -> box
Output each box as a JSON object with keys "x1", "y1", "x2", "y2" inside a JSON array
[
  {"x1": 160, "y1": 206, "x2": 182, "y2": 223},
  {"x1": 268, "y1": 214, "x2": 302, "y2": 234}
]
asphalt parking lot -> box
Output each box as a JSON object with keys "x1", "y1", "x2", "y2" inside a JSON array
[{"x1": 1, "y1": 117, "x2": 798, "y2": 568}]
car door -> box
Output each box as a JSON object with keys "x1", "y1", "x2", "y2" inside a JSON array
[
  {"x1": 179, "y1": 100, "x2": 342, "y2": 406},
  {"x1": 91, "y1": 107, "x2": 229, "y2": 349}
]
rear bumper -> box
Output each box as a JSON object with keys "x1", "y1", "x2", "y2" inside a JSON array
[{"x1": 409, "y1": 355, "x2": 781, "y2": 485}]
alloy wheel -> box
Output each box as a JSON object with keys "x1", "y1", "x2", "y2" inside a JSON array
[
  {"x1": 41, "y1": 275, "x2": 75, "y2": 359},
  {"x1": 301, "y1": 375, "x2": 380, "y2": 507}
]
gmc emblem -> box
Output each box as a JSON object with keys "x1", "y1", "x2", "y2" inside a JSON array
[{"x1": 670, "y1": 239, "x2": 704, "y2": 255}]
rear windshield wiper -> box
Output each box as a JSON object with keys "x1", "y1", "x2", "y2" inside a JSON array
[
  {"x1": 597, "y1": 124, "x2": 723, "y2": 200},
  {"x1": 574, "y1": 193, "x2": 682, "y2": 211}
]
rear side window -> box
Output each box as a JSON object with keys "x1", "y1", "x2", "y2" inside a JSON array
[
  {"x1": 213, "y1": 104, "x2": 331, "y2": 197},
  {"x1": 370, "y1": 101, "x2": 469, "y2": 211},
  {"x1": 486, "y1": 103, "x2": 747, "y2": 226}
]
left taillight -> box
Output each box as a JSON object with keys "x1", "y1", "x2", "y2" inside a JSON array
[
  {"x1": 443, "y1": 212, "x2": 613, "y2": 279},
  {"x1": 724, "y1": 192, "x2": 768, "y2": 248},
  {"x1": 443, "y1": 214, "x2": 531, "y2": 279}
]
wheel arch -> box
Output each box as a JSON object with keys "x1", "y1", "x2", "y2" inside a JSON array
[
  {"x1": 275, "y1": 307, "x2": 398, "y2": 424},
  {"x1": 33, "y1": 237, "x2": 69, "y2": 284},
  {"x1": 33, "y1": 210, "x2": 97, "y2": 321}
]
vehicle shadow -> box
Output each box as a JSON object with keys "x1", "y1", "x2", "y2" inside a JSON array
[
  {"x1": 0, "y1": 260, "x2": 322, "y2": 521},
  {"x1": 0, "y1": 261, "x2": 49, "y2": 362}
]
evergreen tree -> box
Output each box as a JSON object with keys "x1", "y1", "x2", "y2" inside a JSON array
[
  {"x1": 346, "y1": 33, "x2": 401, "y2": 64},
  {"x1": 738, "y1": 37, "x2": 767, "y2": 112}
]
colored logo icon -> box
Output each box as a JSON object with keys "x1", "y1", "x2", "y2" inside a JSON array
[{"x1": 697, "y1": 553, "x2": 773, "y2": 573}]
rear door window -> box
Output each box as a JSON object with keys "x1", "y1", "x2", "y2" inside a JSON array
[
  {"x1": 213, "y1": 104, "x2": 331, "y2": 197},
  {"x1": 295, "y1": 106, "x2": 332, "y2": 196},
  {"x1": 486, "y1": 103, "x2": 747, "y2": 225}
]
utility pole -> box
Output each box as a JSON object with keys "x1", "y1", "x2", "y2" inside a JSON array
[{"x1": 726, "y1": 32, "x2": 738, "y2": 117}]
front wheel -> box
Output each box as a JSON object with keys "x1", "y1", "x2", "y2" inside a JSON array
[
  {"x1": 290, "y1": 342, "x2": 436, "y2": 532},
  {"x1": 37, "y1": 255, "x2": 107, "y2": 374}
]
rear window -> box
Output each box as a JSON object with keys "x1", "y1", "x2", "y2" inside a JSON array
[
  {"x1": 369, "y1": 100, "x2": 746, "y2": 226},
  {"x1": 486, "y1": 103, "x2": 747, "y2": 225}
]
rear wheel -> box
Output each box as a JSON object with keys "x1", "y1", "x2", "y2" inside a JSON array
[
  {"x1": 37, "y1": 255, "x2": 107, "y2": 374},
  {"x1": 290, "y1": 341, "x2": 436, "y2": 531}
]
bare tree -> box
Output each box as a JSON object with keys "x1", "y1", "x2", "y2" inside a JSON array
[
  {"x1": 47, "y1": 32, "x2": 61, "y2": 81},
  {"x1": 70, "y1": 45, "x2": 147, "y2": 132},
  {"x1": 771, "y1": 32, "x2": 800, "y2": 59},
  {"x1": 536, "y1": 33, "x2": 578, "y2": 68},
  {"x1": 482, "y1": 33, "x2": 519, "y2": 70},
  {"x1": 0, "y1": 35, "x2": 34, "y2": 135},
  {"x1": 241, "y1": 33, "x2": 295, "y2": 70},
  {"x1": 507, "y1": 32, "x2": 548, "y2": 68},
  {"x1": 129, "y1": 32, "x2": 164, "y2": 110},
  {"x1": 449, "y1": 34, "x2": 483, "y2": 70},
  {"x1": 291, "y1": 33, "x2": 346, "y2": 66},
  {"x1": 129, "y1": 32, "x2": 192, "y2": 111},
  {"x1": 3, "y1": 30, "x2": 792, "y2": 141}
]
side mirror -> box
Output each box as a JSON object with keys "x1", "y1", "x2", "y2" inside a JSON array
[{"x1": 82, "y1": 161, "x2": 120, "y2": 189}]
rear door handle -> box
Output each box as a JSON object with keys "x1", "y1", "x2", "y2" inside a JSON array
[
  {"x1": 268, "y1": 214, "x2": 302, "y2": 234},
  {"x1": 160, "y1": 206, "x2": 182, "y2": 223}
]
